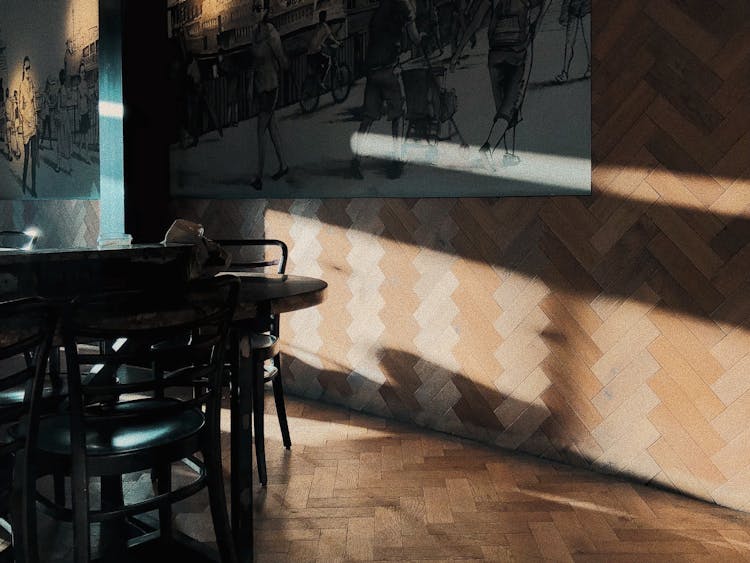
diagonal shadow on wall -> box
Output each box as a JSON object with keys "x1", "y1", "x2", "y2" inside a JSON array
[
  {"x1": 284, "y1": 347, "x2": 550, "y2": 452},
  {"x1": 277, "y1": 348, "x2": 730, "y2": 507},
  {"x1": 256, "y1": 186, "x2": 750, "y2": 331}
]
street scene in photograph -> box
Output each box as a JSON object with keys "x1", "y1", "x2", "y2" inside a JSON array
[
  {"x1": 0, "y1": 0, "x2": 99, "y2": 200},
  {"x1": 169, "y1": 0, "x2": 591, "y2": 198}
]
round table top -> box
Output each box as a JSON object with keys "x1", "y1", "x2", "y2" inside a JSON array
[{"x1": 229, "y1": 273, "x2": 327, "y2": 321}]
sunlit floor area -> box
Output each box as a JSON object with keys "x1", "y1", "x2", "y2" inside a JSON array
[{"x1": 11, "y1": 392, "x2": 750, "y2": 562}]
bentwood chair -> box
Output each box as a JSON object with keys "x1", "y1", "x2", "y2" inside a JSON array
[
  {"x1": 0, "y1": 230, "x2": 63, "y2": 411},
  {"x1": 0, "y1": 298, "x2": 56, "y2": 561},
  {"x1": 17, "y1": 276, "x2": 240, "y2": 563},
  {"x1": 217, "y1": 239, "x2": 290, "y2": 486},
  {"x1": 0, "y1": 229, "x2": 43, "y2": 369}
]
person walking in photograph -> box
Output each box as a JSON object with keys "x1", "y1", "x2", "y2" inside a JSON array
[
  {"x1": 9, "y1": 89, "x2": 22, "y2": 160},
  {"x1": 555, "y1": 0, "x2": 591, "y2": 83},
  {"x1": 217, "y1": 48, "x2": 240, "y2": 127},
  {"x1": 76, "y1": 61, "x2": 91, "y2": 163},
  {"x1": 0, "y1": 85, "x2": 4, "y2": 151},
  {"x1": 350, "y1": 0, "x2": 422, "y2": 180},
  {"x1": 307, "y1": 10, "x2": 341, "y2": 88},
  {"x1": 63, "y1": 38, "x2": 75, "y2": 77},
  {"x1": 450, "y1": 0, "x2": 546, "y2": 165},
  {"x1": 39, "y1": 76, "x2": 54, "y2": 150},
  {"x1": 2, "y1": 88, "x2": 11, "y2": 161},
  {"x1": 248, "y1": 0, "x2": 289, "y2": 191},
  {"x1": 20, "y1": 56, "x2": 38, "y2": 197},
  {"x1": 55, "y1": 68, "x2": 73, "y2": 175}
]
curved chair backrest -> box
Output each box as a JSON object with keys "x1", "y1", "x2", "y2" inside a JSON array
[
  {"x1": 215, "y1": 239, "x2": 288, "y2": 274},
  {"x1": 61, "y1": 275, "x2": 240, "y2": 431},
  {"x1": 0, "y1": 298, "x2": 57, "y2": 518},
  {"x1": 0, "y1": 298, "x2": 57, "y2": 445},
  {"x1": 0, "y1": 230, "x2": 38, "y2": 251}
]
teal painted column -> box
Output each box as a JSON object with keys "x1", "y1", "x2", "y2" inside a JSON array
[{"x1": 97, "y1": 0, "x2": 131, "y2": 246}]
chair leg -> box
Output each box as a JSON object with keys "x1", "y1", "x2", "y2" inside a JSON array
[
  {"x1": 8, "y1": 487, "x2": 21, "y2": 563},
  {"x1": 155, "y1": 463, "x2": 172, "y2": 543},
  {"x1": 70, "y1": 455, "x2": 90, "y2": 562},
  {"x1": 229, "y1": 331, "x2": 241, "y2": 534},
  {"x1": 252, "y1": 353, "x2": 267, "y2": 487},
  {"x1": 49, "y1": 348, "x2": 62, "y2": 392},
  {"x1": 52, "y1": 473, "x2": 65, "y2": 506},
  {"x1": 271, "y1": 356, "x2": 291, "y2": 450},
  {"x1": 202, "y1": 444, "x2": 238, "y2": 563},
  {"x1": 10, "y1": 452, "x2": 38, "y2": 563},
  {"x1": 232, "y1": 330, "x2": 254, "y2": 562}
]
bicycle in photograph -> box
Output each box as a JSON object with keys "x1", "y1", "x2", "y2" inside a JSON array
[{"x1": 299, "y1": 44, "x2": 352, "y2": 114}]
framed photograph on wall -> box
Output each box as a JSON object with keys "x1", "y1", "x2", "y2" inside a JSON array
[
  {"x1": 0, "y1": 0, "x2": 100, "y2": 200},
  {"x1": 169, "y1": 0, "x2": 591, "y2": 198}
]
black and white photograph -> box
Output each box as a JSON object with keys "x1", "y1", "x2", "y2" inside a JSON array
[
  {"x1": 169, "y1": 0, "x2": 591, "y2": 198},
  {"x1": 0, "y1": 0, "x2": 99, "y2": 200}
]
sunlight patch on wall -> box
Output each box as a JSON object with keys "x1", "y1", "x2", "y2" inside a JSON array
[{"x1": 351, "y1": 133, "x2": 591, "y2": 196}]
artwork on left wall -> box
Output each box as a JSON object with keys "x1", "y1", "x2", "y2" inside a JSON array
[{"x1": 0, "y1": 0, "x2": 99, "y2": 200}]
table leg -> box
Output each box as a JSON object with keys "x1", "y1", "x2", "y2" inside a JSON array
[
  {"x1": 229, "y1": 331, "x2": 240, "y2": 535},
  {"x1": 230, "y1": 329, "x2": 254, "y2": 563}
]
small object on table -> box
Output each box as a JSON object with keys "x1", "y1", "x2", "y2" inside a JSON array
[
  {"x1": 0, "y1": 230, "x2": 38, "y2": 251},
  {"x1": 163, "y1": 219, "x2": 230, "y2": 279}
]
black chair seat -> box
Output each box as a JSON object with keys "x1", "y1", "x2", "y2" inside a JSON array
[
  {"x1": 37, "y1": 399, "x2": 204, "y2": 456},
  {"x1": 0, "y1": 386, "x2": 63, "y2": 407}
]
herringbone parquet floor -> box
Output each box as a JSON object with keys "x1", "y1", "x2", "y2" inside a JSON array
[
  {"x1": 29, "y1": 392, "x2": 750, "y2": 562},
  {"x1": 14, "y1": 396, "x2": 750, "y2": 563},
  {"x1": 248, "y1": 395, "x2": 750, "y2": 562}
]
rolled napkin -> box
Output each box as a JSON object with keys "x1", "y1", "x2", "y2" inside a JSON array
[
  {"x1": 162, "y1": 218, "x2": 205, "y2": 243},
  {"x1": 162, "y1": 219, "x2": 231, "y2": 278}
]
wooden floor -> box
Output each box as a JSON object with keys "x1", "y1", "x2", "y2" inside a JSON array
[
  {"x1": 13, "y1": 393, "x2": 750, "y2": 561},
  {"x1": 209, "y1": 394, "x2": 750, "y2": 561}
]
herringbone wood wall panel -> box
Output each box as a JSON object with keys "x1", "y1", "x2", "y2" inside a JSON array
[
  {"x1": 0, "y1": 201, "x2": 99, "y2": 248},
  {"x1": 174, "y1": 0, "x2": 750, "y2": 511}
]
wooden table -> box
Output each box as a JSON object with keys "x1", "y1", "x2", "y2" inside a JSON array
[
  {"x1": 226, "y1": 273, "x2": 327, "y2": 563},
  {"x1": 0, "y1": 243, "x2": 194, "y2": 298}
]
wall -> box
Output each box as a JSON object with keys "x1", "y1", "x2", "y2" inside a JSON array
[
  {"x1": 0, "y1": 0, "x2": 100, "y2": 247},
  {"x1": 173, "y1": 0, "x2": 750, "y2": 511},
  {"x1": 0, "y1": 201, "x2": 98, "y2": 247}
]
